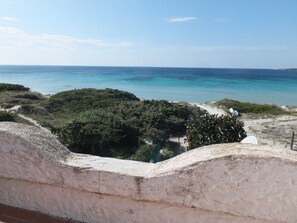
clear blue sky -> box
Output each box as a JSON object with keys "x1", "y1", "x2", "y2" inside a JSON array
[{"x1": 0, "y1": 0, "x2": 296, "y2": 68}]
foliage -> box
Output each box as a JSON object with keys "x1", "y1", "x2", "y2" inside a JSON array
[
  {"x1": 130, "y1": 144, "x2": 175, "y2": 162},
  {"x1": 15, "y1": 92, "x2": 45, "y2": 100},
  {"x1": 216, "y1": 99, "x2": 286, "y2": 115},
  {"x1": 0, "y1": 90, "x2": 46, "y2": 109},
  {"x1": 56, "y1": 110, "x2": 139, "y2": 156},
  {"x1": 44, "y1": 88, "x2": 139, "y2": 115},
  {"x1": 160, "y1": 147, "x2": 175, "y2": 161},
  {"x1": 108, "y1": 100, "x2": 206, "y2": 144},
  {"x1": 186, "y1": 114, "x2": 246, "y2": 149},
  {"x1": 44, "y1": 91, "x2": 205, "y2": 161},
  {"x1": 0, "y1": 111, "x2": 15, "y2": 122},
  {"x1": 129, "y1": 144, "x2": 154, "y2": 162},
  {"x1": 20, "y1": 104, "x2": 50, "y2": 116},
  {"x1": 0, "y1": 83, "x2": 30, "y2": 92},
  {"x1": 16, "y1": 88, "x2": 205, "y2": 146},
  {"x1": 0, "y1": 84, "x2": 253, "y2": 162}
]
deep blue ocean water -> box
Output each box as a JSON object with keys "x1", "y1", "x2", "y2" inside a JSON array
[{"x1": 0, "y1": 65, "x2": 296, "y2": 105}]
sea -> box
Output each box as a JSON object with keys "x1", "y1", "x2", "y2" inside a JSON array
[{"x1": 0, "y1": 65, "x2": 296, "y2": 105}]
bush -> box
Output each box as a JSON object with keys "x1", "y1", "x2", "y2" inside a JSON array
[
  {"x1": 217, "y1": 99, "x2": 285, "y2": 115},
  {"x1": 41, "y1": 88, "x2": 205, "y2": 147},
  {"x1": 0, "y1": 111, "x2": 15, "y2": 122},
  {"x1": 108, "y1": 100, "x2": 206, "y2": 144},
  {"x1": 160, "y1": 147, "x2": 175, "y2": 161},
  {"x1": 129, "y1": 144, "x2": 154, "y2": 162},
  {"x1": 57, "y1": 109, "x2": 139, "y2": 156},
  {"x1": 44, "y1": 88, "x2": 140, "y2": 114},
  {"x1": 15, "y1": 92, "x2": 45, "y2": 100},
  {"x1": 186, "y1": 114, "x2": 246, "y2": 149},
  {"x1": 20, "y1": 104, "x2": 50, "y2": 116},
  {"x1": 0, "y1": 83, "x2": 30, "y2": 92}
]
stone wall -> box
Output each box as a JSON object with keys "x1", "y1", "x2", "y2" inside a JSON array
[{"x1": 1, "y1": 122, "x2": 297, "y2": 223}]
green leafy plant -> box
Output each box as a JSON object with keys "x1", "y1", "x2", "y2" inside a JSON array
[
  {"x1": 0, "y1": 83, "x2": 30, "y2": 92},
  {"x1": 129, "y1": 144, "x2": 154, "y2": 162},
  {"x1": 56, "y1": 109, "x2": 139, "y2": 156},
  {"x1": 186, "y1": 114, "x2": 246, "y2": 150},
  {"x1": 160, "y1": 147, "x2": 175, "y2": 161},
  {"x1": 0, "y1": 111, "x2": 15, "y2": 122}
]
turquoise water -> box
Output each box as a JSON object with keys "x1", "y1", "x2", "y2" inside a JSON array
[{"x1": 0, "y1": 65, "x2": 296, "y2": 105}]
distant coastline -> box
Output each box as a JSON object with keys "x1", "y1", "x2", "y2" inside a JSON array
[{"x1": 275, "y1": 68, "x2": 297, "y2": 71}]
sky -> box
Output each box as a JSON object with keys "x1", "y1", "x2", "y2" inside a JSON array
[{"x1": 0, "y1": 0, "x2": 296, "y2": 68}]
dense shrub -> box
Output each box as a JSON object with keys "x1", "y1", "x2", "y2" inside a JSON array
[
  {"x1": 57, "y1": 110, "x2": 139, "y2": 156},
  {"x1": 217, "y1": 99, "x2": 285, "y2": 115},
  {"x1": 36, "y1": 88, "x2": 205, "y2": 160},
  {"x1": 0, "y1": 83, "x2": 29, "y2": 92},
  {"x1": 129, "y1": 144, "x2": 154, "y2": 162},
  {"x1": 44, "y1": 89, "x2": 205, "y2": 145},
  {"x1": 15, "y1": 92, "x2": 45, "y2": 100},
  {"x1": 186, "y1": 114, "x2": 246, "y2": 150},
  {"x1": 20, "y1": 104, "x2": 50, "y2": 116},
  {"x1": 0, "y1": 111, "x2": 15, "y2": 122},
  {"x1": 160, "y1": 147, "x2": 175, "y2": 161},
  {"x1": 108, "y1": 100, "x2": 206, "y2": 144},
  {"x1": 44, "y1": 88, "x2": 140, "y2": 114},
  {"x1": 0, "y1": 85, "x2": 251, "y2": 161}
]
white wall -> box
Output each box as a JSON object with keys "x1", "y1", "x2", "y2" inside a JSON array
[{"x1": 1, "y1": 122, "x2": 296, "y2": 223}]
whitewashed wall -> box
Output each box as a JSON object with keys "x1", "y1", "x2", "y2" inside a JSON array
[{"x1": 1, "y1": 122, "x2": 296, "y2": 223}]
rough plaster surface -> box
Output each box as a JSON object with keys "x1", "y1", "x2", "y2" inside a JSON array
[{"x1": 1, "y1": 122, "x2": 297, "y2": 222}]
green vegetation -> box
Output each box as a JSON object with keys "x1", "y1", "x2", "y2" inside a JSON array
[
  {"x1": 0, "y1": 83, "x2": 30, "y2": 92},
  {"x1": 186, "y1": 114, "x2": 246, "y2": 149},
  {"x1": 0, "y1": 89, "x2": 46, "y2": 109},
  {"x1": 0, "y1": 83, "x2": 251, "y2": 162},
  {"x1": 160, "y1": 147, "x2": 175, "y2": 161},
  {"x1": 56, "y1": 110, "x2": 139, "y2": 157},
  {"x1": 129, "y1": 144, "x2": 154, "y2": 162},
  {"x1": 0, "y1": 111, "x2": 15, "y2": 122},
  {"x1": 106, "y1": 100, "x2": 204, "y2": 143},
  {"x1": 45, "y1": 88, "x2": 139, "y2": 115},
  {"x1": 216, "y1": 99, "x2": 286, "y2": 115},
  {"x1": 43, "y1": 89, "x2": 205, "y2": 161}
]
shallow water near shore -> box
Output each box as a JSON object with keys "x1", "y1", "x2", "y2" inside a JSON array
[{"x1": 0, "y1": 65, "x2": 296, "y2": 105}]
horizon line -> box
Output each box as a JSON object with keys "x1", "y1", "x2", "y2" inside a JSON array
[{"x1": 0, "y1": 64, "x2": 294, "y2": 70}]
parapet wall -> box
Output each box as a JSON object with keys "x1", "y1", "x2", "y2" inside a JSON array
[{"x1": 1, "y1": 122, "x2": 297, "y2": 223}]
